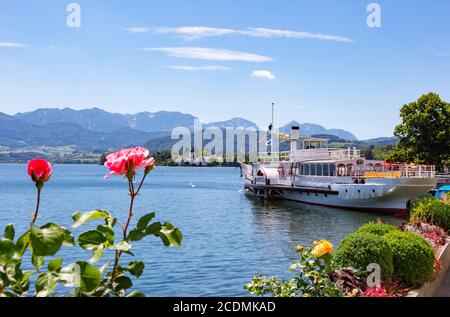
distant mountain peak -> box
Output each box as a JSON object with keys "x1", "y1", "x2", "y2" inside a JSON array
[
  {"x1": 279, "y1": 121, "x2": 358, "y2": 141},
  {"x1": 7, "y1": 107, "x2": 359, "y2": 151}
]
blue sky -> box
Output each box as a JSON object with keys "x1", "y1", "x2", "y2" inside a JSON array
[{"x1": 0, "y1": 0, "x2": 449, "y2": 139}]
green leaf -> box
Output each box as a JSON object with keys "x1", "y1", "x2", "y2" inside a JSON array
[
  {"x1": 59, "y1": 262, "x2": 101, "y2": 293},
  {"x1": 114, "y1": 276, "x2": 133, "y2": 291},
  {"x1": 128, "y1": 229, "x2": 145, "y2": 242},
  {"x1": 30, "y1": 223, "x2": 65, "y2": 257},
  {"x1": 99, "y1": 261, "x2": 110, "y2": 275},
  {"x1": 145, "y1": 222, "x2": 162, "y2": 235},
  {"x1": 31, "y1": 254, "x2": 45, "y2": 270},
  {"x1": 137, "y1": 213, "x2": 155, "y2": 232},
  {"x1": 63, "y1": 228, "x2": 75, "y2": 247},
  {"x1": 4, "y1": 224, "x2": 15, "y2": 241},
  {"x1": 128, "y1": 222, "x2": 161, "y2": 242},
  {"x1": 127, "y1": 261, "x2": 145, "y2": 278},
  {"x1": 89, "y1": 245, "x2": 105, "y2": 264},
  {"x1": 0, "y1": 238, "x2": 16, "y2": 261},
  {"x1": 1, "y1": 291, "x2": 18, "y2": 297},
  {"x1": 106, "y1": 217, "x2": 118, "y2": 229},
  {"x1": 35, "y1": 272, "x2": 57, "y2": 297},
  {"x1": 77, "y1": 262, "x2": 101, "y2": 292},
  {"x1": 72, "y1": 210, "x2": 111, "y2": 229},
  {"x1": 127, "y1": 291, "x2": 145, "y2": 297},
  {"x1": 21, "y1": 270, "x2": 36, "y2": 283},
  {"x1": 47, "y1": 258, "x2": 63, "y2": 272},
  {"x1": 96, "y1": 225, "x2": 115, "y2": 245},
  {"x1": 111, "y1": 241, "x2": 132, "y2": 252},
  {"x1": 78, "y1": 230, "x2": 107, "y2": 250},
  {"x1": 156, "y1": 223, "x2": 183, "y2": 247},
  {"x1": 15, "y1": 231, "x2": 30, "y2": 256}
]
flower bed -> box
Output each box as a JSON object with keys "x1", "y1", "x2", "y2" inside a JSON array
[
  {"x1": 245, "y1": 198, "x2": 450, "y2": 297},
  {"x1": 407, "y1": 239, "x2": 450, "y2": 297}
]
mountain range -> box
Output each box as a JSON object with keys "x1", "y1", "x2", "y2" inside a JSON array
[{"x1": 1, "y1": 107, "x2": 369, "y2": 152}]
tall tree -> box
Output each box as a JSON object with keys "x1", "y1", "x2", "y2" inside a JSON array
[{"x1": 386, "y1": 93, "x2": 450, "y2": 170}]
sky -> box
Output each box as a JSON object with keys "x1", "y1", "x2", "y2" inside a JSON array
[{"x1": 0, "y1": 0, "x2": 449, "y2": 139}]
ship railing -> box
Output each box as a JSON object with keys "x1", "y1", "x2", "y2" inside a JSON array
[
  {"x1": 328, "y1": 148, "x2": 361, "y2": 160},
  {"x1": 290, "y1": 148, "x2": 361, "y2": 161},
  {"x1": 257, "y1": 148, "x2": 362, "y2": 163},
  {"x1": 358, "y1": 165, "x2": 436, "y2": 178},
  {"x1": 257, "y1": 152, "x2": 291, "y2": 162}
]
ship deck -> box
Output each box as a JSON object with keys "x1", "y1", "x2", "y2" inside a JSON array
[{"x1": 245, "y1": 183, "x2": 339, "y2": 195}]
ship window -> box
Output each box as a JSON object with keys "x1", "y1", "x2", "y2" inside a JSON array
[
  {"x1": 316, "y1": 164, "x2": 322, "y2": 176},
  {"x1": 304, "y1": 164, "x2": 310, "y2": 176},
  {"x1": 310, "y1": 164, "x2": 316, "y2": 176},
  {"x1": 330, "y1": 164, "x2": 336, "y2": 176},
  {"x1": 323, "y1": 164, "x2": 330, "y2": 176}
]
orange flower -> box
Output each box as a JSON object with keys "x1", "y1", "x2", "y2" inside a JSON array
[{"x1": 311, "y1": 240, "x2": 333, "y2": 257}]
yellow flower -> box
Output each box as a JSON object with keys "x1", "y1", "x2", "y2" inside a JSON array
[
  {"x1": 311, "y1": 240, "x2": 333, "y2": 257},
  {"x1": 295, "y1": 245, "x2": 304, "y2": 252}
]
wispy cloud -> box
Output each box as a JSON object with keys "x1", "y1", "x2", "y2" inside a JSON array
[
  {"x1": 0, "y1": 41, "x2": 27, "y2": 48},
  {"x1": 142, "y1": 47, "x2": 273, "y2": 62},
  {"x1": 124, "y1": 26, "x2": 151, "y2": 33},
  {"x1": 167, "y1": 65, "x2": 230, "y2": 72},
  {"x1": 241, "y1": 28, "x2": 353, "y2": 43},
  {"x1": 149, "y1": 26, "x2": 353, "y2": 43},
  {"x1": 436, "y1": 52, "x2": 449, "y2": 57},
  {"x1": 155, "y1": 26, "x2": 235, "y2": 41},
  {"x1": 251, "y1": 70, "x2": 276, "y2": 80}
]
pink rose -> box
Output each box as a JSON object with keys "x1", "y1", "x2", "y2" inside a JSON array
[
  {"x1": 104, "y1": 147, "x2": 156, "y2": 179},
  {"x1": 27, "y1": 158, "x2": 53, "y2": 183}
]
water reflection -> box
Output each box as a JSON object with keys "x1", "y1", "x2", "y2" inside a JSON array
[{"x1": 246, "y1": 194, "x2": 401, "y2": 260}]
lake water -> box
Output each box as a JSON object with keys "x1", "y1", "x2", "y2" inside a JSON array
[{"x1": 0, "y1": 164, "x2": 400, "y2": 296}]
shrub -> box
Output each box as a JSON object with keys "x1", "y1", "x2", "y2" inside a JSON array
[
  {"x1": 245, "y1": 241, "x2": 340, "y2": 297},
  {"x1": 357, "y1": 222, "x2": 397, "y2": 236},
  {"x1": 385, "y1": 230, "x2": 435, "y2": 286},
  {"x1": 333, "y1": 232, "x2": 394, "y2": 279},
  {"x1": 411, "y1": 197, "x2": 450, "y2": 231}
]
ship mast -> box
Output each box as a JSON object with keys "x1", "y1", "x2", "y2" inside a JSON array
[{"x1": 268, "y1": 102, "x2": 275, "y2": 160}]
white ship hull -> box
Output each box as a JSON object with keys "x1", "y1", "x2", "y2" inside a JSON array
[{"x1": 245, "y1": 177, "x2": 437, "y2": 216}]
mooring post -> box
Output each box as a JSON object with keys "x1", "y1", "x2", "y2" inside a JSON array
[{"x1": 406, "y1": 200, "x2": 411, "y2": 221}]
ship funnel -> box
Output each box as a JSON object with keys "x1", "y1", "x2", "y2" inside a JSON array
[
  {"x1": 291, "y1": 126, "x2": 300, "y2": 140},
  {"x1": 291, "y1": 126, "x2": 300, "y2": 152}
]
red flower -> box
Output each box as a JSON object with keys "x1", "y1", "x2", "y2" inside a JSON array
[
  {"x1": 27, "y1": 159, "x2": 53, "y2": 183},
  {"x1": 364, "y1": 287, "x2": 395, "y2": 297},
  {"x1": 104, "y1": 147, "x2": 156, "y2": 179},
  {"x1": 434, "y1": 259, "x2": 443, "y2": 273}
]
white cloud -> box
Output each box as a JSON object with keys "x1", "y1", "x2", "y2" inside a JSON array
[
  {"x1": 155, "y1": 26, "x2": 235, "y2": 41},
  {"x1": 0, "y1": 41, "x2": 27, "y2": 48},
  {"x1": 251, "y1": 70, "x2": 276, "y2": 80},
  {"x1": 167, "y1": 65, "x2": 230, "y2": 72},
  {"x1": 146, "y1": 26, "x2": 352, "y2": 43},
  {"x1": 241, "y1": 27, "x2": 353, "y2": 43},
  {"x1": 142, "y1": 47, "x2": 272, "y2": 62},
  {"x1": 124, "y1": 26, "x2": 151, "y2": 33}
]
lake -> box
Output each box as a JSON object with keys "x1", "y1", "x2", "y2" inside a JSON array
[{"x1": 0, "y1": 164, "x2": 400, "y2": 296}]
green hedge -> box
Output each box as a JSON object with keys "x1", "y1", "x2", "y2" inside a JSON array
[
  {"x1": 385, "y1": 230, "x2": 435, "y2": 286},
  {"x1": 333, "y1": 232, "x2": 394, "y2": 279},
  {"x1": 411, "y1": 197, "x2": 450, "y2": 231},
  {"x1": 357, "y1": 222, "x2": 397, "y2": 236}
]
